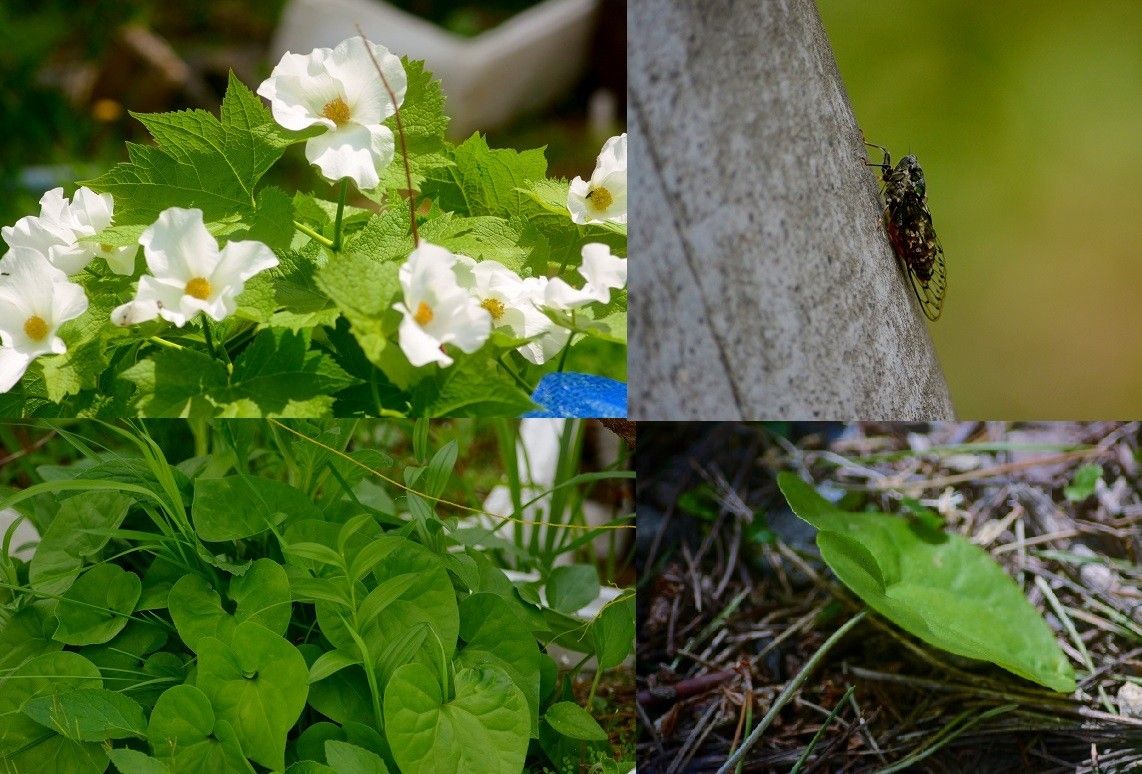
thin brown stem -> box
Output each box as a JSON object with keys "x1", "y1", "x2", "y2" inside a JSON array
[{"x1": 356, "y1": 24, "x2": 419, "y2": 247}]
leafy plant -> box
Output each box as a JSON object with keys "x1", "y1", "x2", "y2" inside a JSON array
[
  {"x1": 777, "y1": 471, "x2": 1076, "y2": 692},
  {"x1": 0, "y1": 46, "x2": 626, "y2": 418},
  {"x1": 0, "y1": 420, "x2": 635, "y2": 772}
]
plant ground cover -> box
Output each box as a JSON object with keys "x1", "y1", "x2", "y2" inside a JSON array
[
  {"x1": 636, "y1": 422, "x2": 1141, "y2": 772},
  {"x1": 0, "y1": 418, "x2": 635, "y2": 773}
]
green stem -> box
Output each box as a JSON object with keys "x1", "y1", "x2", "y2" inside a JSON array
[
  {"x1": 148, "y1": 336, "x2": 185, "y2": 351},
  {"x1": 293, "y1": 220, "x2": 334, "y2": 249},
  {"x1": 332, "y1": 179, "x2": 348, "y2": 252},
  {"x1": 557, "y1": 330, "x2": 578, "y2": 373},
  {"x1": 497, "y1": 354, "x2": 533, "y2": 394},
  {"x1": 200, "y1": 317, "x2": 218, "y2": 360},
  {"x1": 585, "y1": 661, "x2": 603, "y2": 708}
]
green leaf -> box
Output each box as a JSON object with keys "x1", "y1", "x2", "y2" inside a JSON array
[
  {"x1": 316, "y1": 231, "x2": 404, "y2": 367},
  {"x1": 418, "y1": 213, "x2": 528, "y2": 271},
  {"x1": 546, "y1": 564, "x2": 600, "y2": 614},
  {"x1": 384, "y1": 664, "x2": 530, "y2": 774},
  {"x1": 196, "y1": 622, "x2": 310, "y2": 771},
  {"x1": 0, "y1": 652, "x2": 106, "y2": 772},
  {"x1": 147, "y1": 684, "x2": 253, "y2": 773},
  {"x1": 410, "y1": 354, "x2": 536, "y2": 417},
  {"x1": 324, "y1": 740, "x2": 390, "y2": 774},
  {"x1": 29, "y1": 491, "x2": 134, "y2": 595},
  {"x1": 193, "y1": 473, "x2": 321, "y2": 541},
  {"x1": 422, "y1": 134, "x2": 547, "y2": 218},
  {"x1": 544, "y1": 701, "x2": 608, "y2": 741},
  {"x1": 0, "y1": 604, "x2": 63, "y2": 672},
  {"x1": 380, "y1": 58, "x2": 450, "y2": 192},
  {"x1": 120, "y1": 347, "x2": 228, "y2": 417},
  {"x1": 216, "y1": 328, "x2": 359, "y2": 417},
  {"x1": 107, "y1": 748, "x2": 171, "y2": 774},
  {"x1": 54, "y1": 563, "x2": 141, "y2": 645},
  {"x1": 455, "y1": 593, "x2": 541, "y2": 736},
  {"x1": 777, "y1": 472, "x2": 1077, "y2": 692},
  {"x1": 307, "y1": 665, "x2": 376, "y2": 727},
  {"x1": 590, "y1": 592, "x2": 635, "y2": 671},
  {"x1": 22, "y1": 688, "x2": 146, "y2": 741},
  {"x1": 1064, "y1": 463, "x2": 1103, "y2": 501},
  {"x1": 83, "y1": 71, "x2": 287, "y2": 224},
  {"x1": 308, "y1": 649, "x2": 360, "y2": 684},
  {"x1": 168, "y1": 559, "x2": 292, "y2": 652}
]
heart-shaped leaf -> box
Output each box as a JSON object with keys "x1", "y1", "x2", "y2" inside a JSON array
[
  {"x1": 777, "y1": 472, "x2": 1076, "y2": 692},
  {"x1": 544, "y1": 701, "x2": 608, "y2": 741},
  {"x1": 168, "y1": 558, "x2": 291, "y2": 651},
  {"x1": 54, "y1": 564, "x2": 141, "y2": 645},
  {"x1": 29, "y1": 492, "x2": 134, "y2": 595},
  {"x1": 384, "y1": 663, "x2": 529, "y2": 774},
  {"x1": 147, "y1": 684, "x2": 253, "y2": 773},
  {"x1": 196, "y1": 621, "x2": 309, "y2": 771}
]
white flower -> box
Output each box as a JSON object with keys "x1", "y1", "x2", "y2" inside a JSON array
[
  {"x1": 567, "y1": 133, "x2": 627, "y2": 225},
  {"x1": 454, "y1": 257, "x2": 568, "y2": 365},
  {"x1": 545, "y1": 243, "x2": 628, "y2": 310},
  {"x1": 111, "y1": 208, "x2": 278, "y2": 328},
  {"x1": 394, "y1": 243, "x2": 491, "y2": 368},
  {"x1": 1, "y1": 187, "x2": 135, "y2": 275},
  {"x1": 258, "y1": 37, "x2": 407, "y2": 190},
  {"x1": 0, "y1": 250, "x2": 88, "y2": 392}
]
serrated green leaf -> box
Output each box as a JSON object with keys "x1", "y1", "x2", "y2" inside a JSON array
[
  {"x1": 82, "y1": 71, "x2": 287, "y2": 224},
  {"x1": 418, "y1": 213, "x2": 528, "y2": 271},
  {"x1": 422, "y1": 134, "x2": 547, "y2": 218},
  {"x1": 120, "y1": 348, "x2": 228, "y2": 417},
  {"x1": 777, "y1": 472, "x2": 1077, "y2": 692},
  {"x1": 410, "y1": 354, "x2": 536, "y2": 417},
  {"x1": 379, "y1": 59, "x2": 451, "y2": 192}
]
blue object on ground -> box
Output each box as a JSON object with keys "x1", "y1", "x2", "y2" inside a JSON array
[{"x1": 523, "y1": 373, "x2": 627, "y2": 418}]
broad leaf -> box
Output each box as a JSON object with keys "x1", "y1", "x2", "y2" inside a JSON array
[
  {"x1": 544, "y1": 701, "x2": 608, "y2": 741},
  {"x1": 777, "y1": 472, "x2": 1076, "y2": 692},
  {"x1": 147, "y1": 684, "x2": 253, "y2": 773},
  {"x1": 192, "y1": 474, "x2": 320, "y2": 541},
  {"x1": 54, "y1": 563, "x2": 141, "y2": 645},
  {"x1": 168, "y1": 558, "x2": 292, "y2": 651},
  {"x1": 29, "y1": 491, "x2": 134, "y2": 595},
  {"x1": 196, "y1": 622, "x2": 309, "y2": 771},
  {"x1": 22, "y1": 688, "x2": 146, "y2": 741},
  {"x1": 384, "y1": 664, "x2": 530, "y2": 774}
]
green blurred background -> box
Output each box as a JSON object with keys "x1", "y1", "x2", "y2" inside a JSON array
[{"x1": 819, "y1": 1, "x2": 1142, "y2": 418}]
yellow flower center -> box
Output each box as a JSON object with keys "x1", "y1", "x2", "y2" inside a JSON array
[
  {"x1": 414, "y1": 301, "x2": 434, "y2": 326},
  {"x1": 480, "y1": 298, "x2": 505, "y2": 321},
  {"x1": 185, "y1": 277, "x2": 212, "y2": 300},
  {"x1": 322, "y1": 96, "x2": 352, "y2": 125},
  {"x1": 100, "y1": 243, "x2": 114, "y2": 253},
  {"x1": 23, "y1": 315, "x2": 49, "y2": 342},
  {"x1": 586, "y1": 185, "x2": 614, "y2": 213}
]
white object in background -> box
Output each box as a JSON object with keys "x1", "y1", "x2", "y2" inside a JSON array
[
  {"x1": 271, "y1": 0, "x2": 599, "y2": 138},
  {"x1": 480, "y1": 419, "x2": 617, "y2": 565},
  {"x1": 0, "y1": 509, "x2": 39, "y2": 562}
]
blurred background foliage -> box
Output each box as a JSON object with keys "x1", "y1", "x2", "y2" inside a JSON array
[{"x1": 819, "y1": 0, "x2": 1142, "y2": 418}]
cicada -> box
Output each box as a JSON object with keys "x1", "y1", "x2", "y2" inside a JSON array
[{"x1": 866, "y1": 142, "x2": 946, "y2": 321}]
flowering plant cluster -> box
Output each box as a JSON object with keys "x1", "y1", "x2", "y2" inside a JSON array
[{"x1": 0, "y1": 37, "x2": 627, "y2": 417}]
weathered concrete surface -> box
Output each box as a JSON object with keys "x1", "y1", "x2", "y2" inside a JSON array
[{"x1": 629, "y1": 0, "x2": 954, "y2": 420}]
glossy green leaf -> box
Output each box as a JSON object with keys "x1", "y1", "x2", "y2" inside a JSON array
[
  {"x1": 168, "y1": 558, "x2": 292, "y2": 652},
  {"x1": 29, "y1": 491, "x2": 134, "y2": 595},
  {"x1": 307, "y1": 665, "x2": 376, "y2": 727},
  {"x1": 0, "y1": 652, "x2": 106, "y2": 773},
  {"x1": 193, "y1": 474, "x2": 320, "y2": 541},
  {"x1": 147, "y1": 684, "x2": 253, "y2": 773},
  {"x1": 0, "y1": 604, "x2": 63, "y2": 672},
  {"x1": 455, "y1": 593, "x2": 541, "y2": 735},
  {"x1": 54, "y1": 563, "x2": 141, "y2": 645},
  {"x1": 384, "y1": 663, "x2": 530, "y2": 774},
  {"x1": 546, "y1": 564, "x2": 600, "y2": 614},
  {"x1": 544, "y1": 701, "x2": 608, "y2": 741},
  {"x1": 22, "y1": 688, "x2": 146, "y2": 741},
  {"x1": 325, "y1": 740, "x2": 390, "y2": 774},
  {"x1": 777, "y1": 472, "x2": 1076, "y2": 692},
  {"x1": 590, "y1": 592, "x2": 636, "y2": 670},
  {"x1": 196, "y1": 622, "x2": 309, "y2": 771},
  {"x1": 107, "y1": 748, "x2": 171, "y2": 774}
]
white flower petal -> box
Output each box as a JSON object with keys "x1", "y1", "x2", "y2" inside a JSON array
[
  {"x1": 215, "y1": 240, "x2": 280, "y2": 284},
  {"x1": 140, "y1": 208, "x2": 219, "y2": 280},
  {"x1": 258, "y1": 50, "x2": 343, "y2": 131},
  {"x1": 324, "y1": 38, "x2": 406, "y2": 125},
  {"x1": 0, "y1": 348, "x2": 33, "y2": 393},
  {"x1": 101, "y1": 245, "x2": 137, "y2": 276},
  {"x1": 111, "y1": 299, "x2": 160, "y2": 327},
  {"x1": 136, "y1": 275, "x2": 192, "y2": 327},
  {"x1": 545, "y1": 277, "x2": 595, "y2": 310},
  {"x1": 578, "y1": 243, "x2": 627, "y2": 302},
  {"x1": 68, "y1": 187, "x2": 115, "y2": 234},
  {"x1": 49, "y1": 278, "x2": 89, "y2": 326},
  {"x1": 305, "y1": 123, "x2": 383, "y2": 189},
  {"x1": 397, "y1": 308, "x2": 453, "y2": 367}
]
